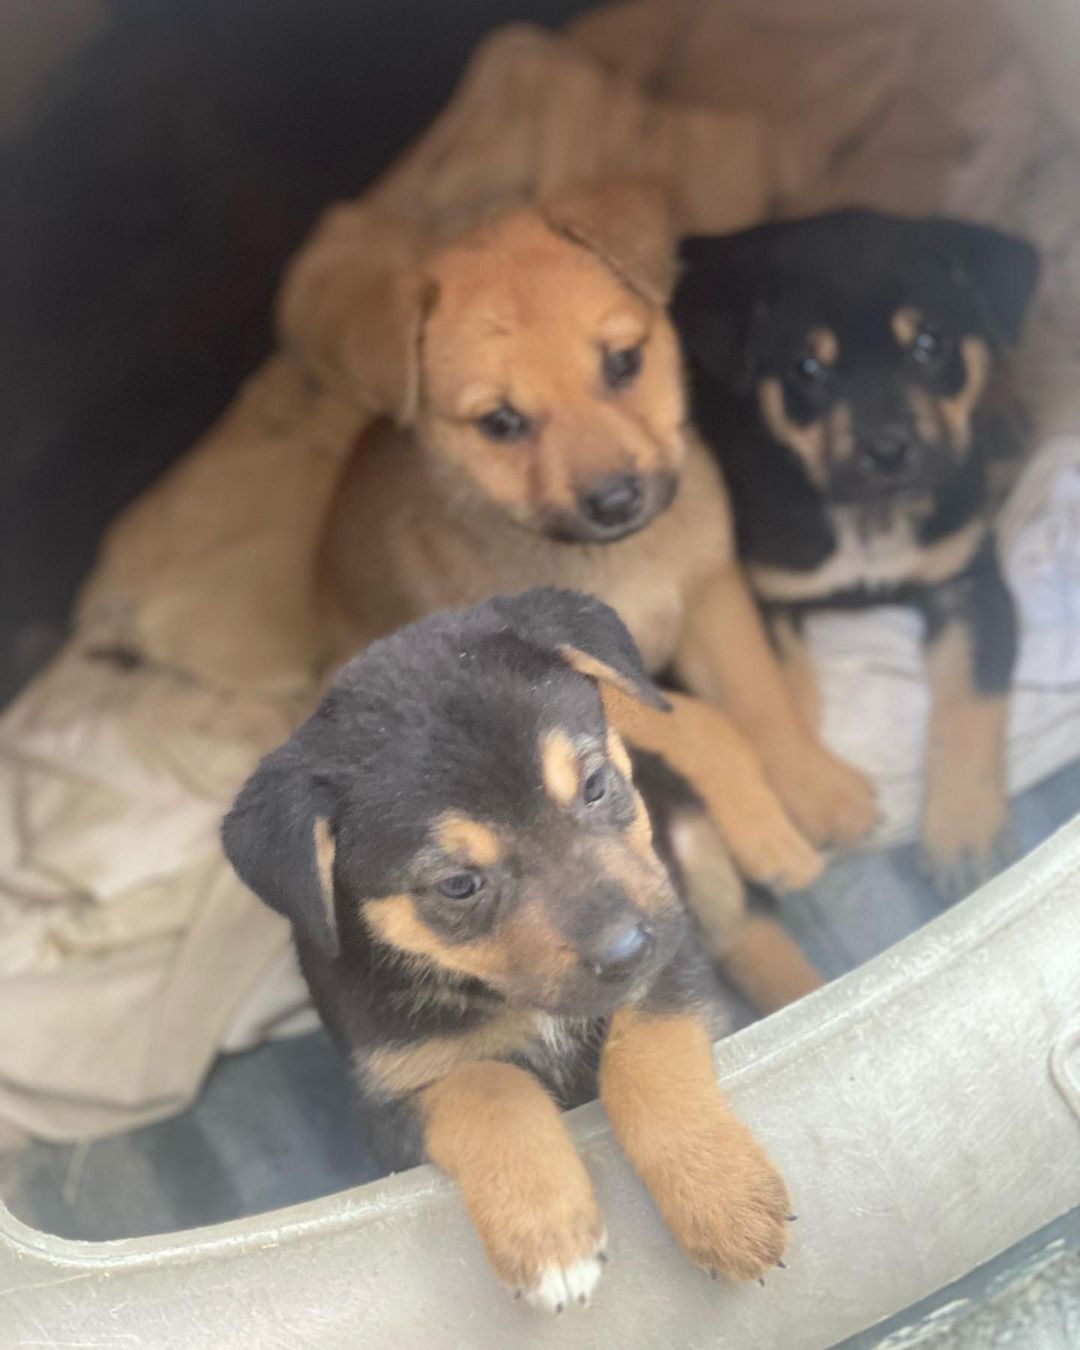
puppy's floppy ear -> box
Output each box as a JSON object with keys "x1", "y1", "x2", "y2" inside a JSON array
[
  {"x1": 541, "y1": 181, "x2": 677, "y2": 306},
  {"x1": 922, "y1": 218, "x2": 1040, "y2": 347},
  {"x1": 277, "y1": 208, "x2": 437, "y2": 424},
  {"x1": 492, "y1": 587, "x2": 670, "y2": 710},
  {"x1": 221, "y1": 737, "x2": 339, "y2": 957},
  {"x1": 673, "y1": 227, "x2": 787, "y2": 394}
]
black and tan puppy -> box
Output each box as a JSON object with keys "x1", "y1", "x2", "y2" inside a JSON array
[
  {"x1": 673, "y1": 209, "x2": 1039, "y2": 897},
  {"x1": 222, "y1": 589, "x2": 792, "y2": 1311}
]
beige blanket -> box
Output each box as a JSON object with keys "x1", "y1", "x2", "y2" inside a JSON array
[{"x1": 3, "y1": 0, "x2": 1079, "y2": 1141}]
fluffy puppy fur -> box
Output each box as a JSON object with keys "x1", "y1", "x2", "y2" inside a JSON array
[
  {"x1": 281, "y1": 184, "x2": 878, "y2": 873},
  {"x1": 222, "y1": 589, "x2": 800, "y2": 1311},
  {"x1": 674, "y1": 208, "x2": 1039, "y2": 896}
]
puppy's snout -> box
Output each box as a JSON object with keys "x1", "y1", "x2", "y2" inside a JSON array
[
  {"x1": 580, "y1": 473, "x2": 644, "y2": 529},
  {"x1": 860, "y1": 425, "x2": 915, "y2": 478},
  {"x1": 582, "y1": 921, "x2": 654, "y2": 983}
]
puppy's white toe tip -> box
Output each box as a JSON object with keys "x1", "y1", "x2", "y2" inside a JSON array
[{"x1": 524, "y1": 1247, "x2": 605, "y2": 1313}]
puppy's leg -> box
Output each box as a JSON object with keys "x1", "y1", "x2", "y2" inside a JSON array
[
  {"x1": 767, "y1": 610, "x2": 821, "y2": 734},
  {"x1": 669, "y1": 810, "x2": 823, "y2": 1013},
  {"x1": 600, "y1": 996, "x2": 790, "y2": 1281},
  {"x1": 675, "y1": 561, "x2": 878, "y2": 847},
  {"x1": 420, "y1": 1061, "x2": 607, "y2": 1311},
  {"x1": 602, "y1": 684, "x2": 822, "y2": 892},
  {"x1": 920, "y1": 545, "x2": 1017, "y2": 899}
]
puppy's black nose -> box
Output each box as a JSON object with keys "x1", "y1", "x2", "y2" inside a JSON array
[
  {"x1": 863, "y1": 426, "x2": 915, "y2": 476},
  {"x1": 581, "y1": 474, "x2": 644, "y2": 528},
  {"x1": 585, "y1": 922, "x2": 654, "y2": 983}
]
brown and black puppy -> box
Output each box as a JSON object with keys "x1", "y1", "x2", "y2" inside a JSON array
[
  {"x1": 673, "y1": 209, "x2": 1039, "y2": 897},
  {"x1": 281, "y1": 183, "x2": 878, "y2": 872},
  {"x1": 222, "y1": 589, "x2": 795, "y2": 1311}
]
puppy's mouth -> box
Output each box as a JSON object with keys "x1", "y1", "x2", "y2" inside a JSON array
[{"x1": 545, "y1": 470, "x2": 679, "y2": 544}]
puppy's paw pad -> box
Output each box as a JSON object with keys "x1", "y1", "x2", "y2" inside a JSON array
[{"x1": 523, "y1": 1247, "x2": 606, "y2": 1313}]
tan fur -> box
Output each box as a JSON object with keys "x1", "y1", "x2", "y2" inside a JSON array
[
  {"x1": 601, "y1": 683, "x2": 822, "y2": 891},
  {"x1": 364, "y1": 893, "x2": 574, "y2": 996},
  {"x1": 675, "y1": 561, "x2": 879, "y2": 848},
  {"x1": 540, "y1": 727, "x2": 580, "y2": 808},
  {"x1": 605, "y1": 729, "x2": 656, "y2": 857},
  {"x1": 750, "y1": 514, "x2": 985, "y2": 603},
  {"x1": 922, "y1": 625, "x2": 1009, "y2": 874},
  {"x1": 433, "y1": 812, "x2": 502, "y2": 867},
  {"x1": 807, "y1": 326, "x2": 838, "y2": 366},
  {"x1": 939, "y1": 336, "x2": 990, "y2": 454},
  {"x1": 421, "y1": 1062, "x2": 605, "y2": 1293},
  {"x1": 417, "y1": 204, "x2": 685, "y2": 530},
  {"x1": 316, "y1": 193, "x2": 876, "y2": 851},
  {"x1": 758, "y1": 378, "x2": 826, "y2": 486},
  {"x1": 891, "y1": 305, "x2": 922, "y2": 346},
  {"x1": 313, "y1": 818, "x2": 336, "y2": 928},
  {"x1": 539, "y1": 180, "x2": 677, "y2": 307},
  {"x1": 600, "y1": 1009, "x2": 790, "y2": 1280},
  {"x1": 559, "y1": 646, "x2": 654, "y2": 707},
  {"x1": 669, "y1": 811, "x2": 823, "y2": 1013},
  {"x1": 363, "y1": 1012, "x2": 538, "y2": 1097},
  {"x1": 769, "y1": 612, "x2": 821, "y2": 733}
]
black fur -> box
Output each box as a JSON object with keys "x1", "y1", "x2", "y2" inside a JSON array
[
  {"x1": 673, "y1": 207, "x2": 1036, "y2": 677},
  {"x1": 222, "y1": 588, "x2": 720, "y2": 1169}
]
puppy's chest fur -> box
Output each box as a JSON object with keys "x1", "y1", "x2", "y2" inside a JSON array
[
  {"x1": 323, "y1": 426, "x2": 733, "y2": 674},
  {"x1": 749, "y1": 504, "x2": 987, "y2": 606},
  {"x1": 355, "y1": 1001, "x2": 605, "y2": 1112}
]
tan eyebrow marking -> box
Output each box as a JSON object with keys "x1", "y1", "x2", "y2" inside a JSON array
[
  {"x1": 807, "y1": 327, "x2": 838, "y2": 365},
  {"x1": 540, "y1": 727, "x2": 580, "y2": 807},
  {"x1": 313, "y1": 817, "x2": 336, "y2": 927},
  {"x1": 892, "y1": 306, "x2": 922, "y2": 346},
  {"x1": 432, "y1": 811, "x2": 502, "y2": 867}
]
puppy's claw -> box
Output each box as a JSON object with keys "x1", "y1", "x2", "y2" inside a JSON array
[
  {"x1": 758, "y1": 1277, "x2": 766, "y2": 1288},
  {"x1": 786, "y1": 1214, "x2": 798, "y2": 1222},
  {"x1": 776, "y1": 1259, "x2": 788, "y2": 1269}
]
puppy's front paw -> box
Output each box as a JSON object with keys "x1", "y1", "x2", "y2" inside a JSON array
[
  {"x1": 921, "y1": 782, "x2": 1015, "y2": 902},
  {"x1": 767, "y1": 740, "x2": 879, "y2": 850},
  {"x1": 486, "y1": 1205, "x2": 607, "y2": 1313},
  {"x1": 728, "y1": 803, "x2": 823, "y2": 892},
  {"x1": 654, "y1": 1118, "x2": 791, "y2": 1282}
]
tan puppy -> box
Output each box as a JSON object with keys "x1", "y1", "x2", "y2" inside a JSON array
[{"x1": 281, "y1": 185, "x2": 878, "y2": 887}]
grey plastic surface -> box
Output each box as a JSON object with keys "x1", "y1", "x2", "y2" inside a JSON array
[{"x1": 3, "y1": 818, "x2": 1079, "y2": 1349}]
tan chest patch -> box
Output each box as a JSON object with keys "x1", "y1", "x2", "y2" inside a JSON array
[{"x1": 750, "y1": 510, "x2": 985, "y2": 602}]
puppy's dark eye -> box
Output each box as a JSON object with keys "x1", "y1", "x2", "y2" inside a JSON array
[
  {"x1": 476, "y1": 404, "x2": 529, "y2": 443},
  {"x1": 603, "y1": 344, "x2": 643, "y2": 391},
  {"x1": 794, "y1": 354, "x2": 826, "y2": 384},
  {"x1": 911, "y1": 327, "x2": 946, "y2": 366},
  {"x1": 582, "y1": 765, "x2": 608, "y2": 805},
  {"x1": 437, "y1": 871, "x2": 483, "y2": 901}
]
